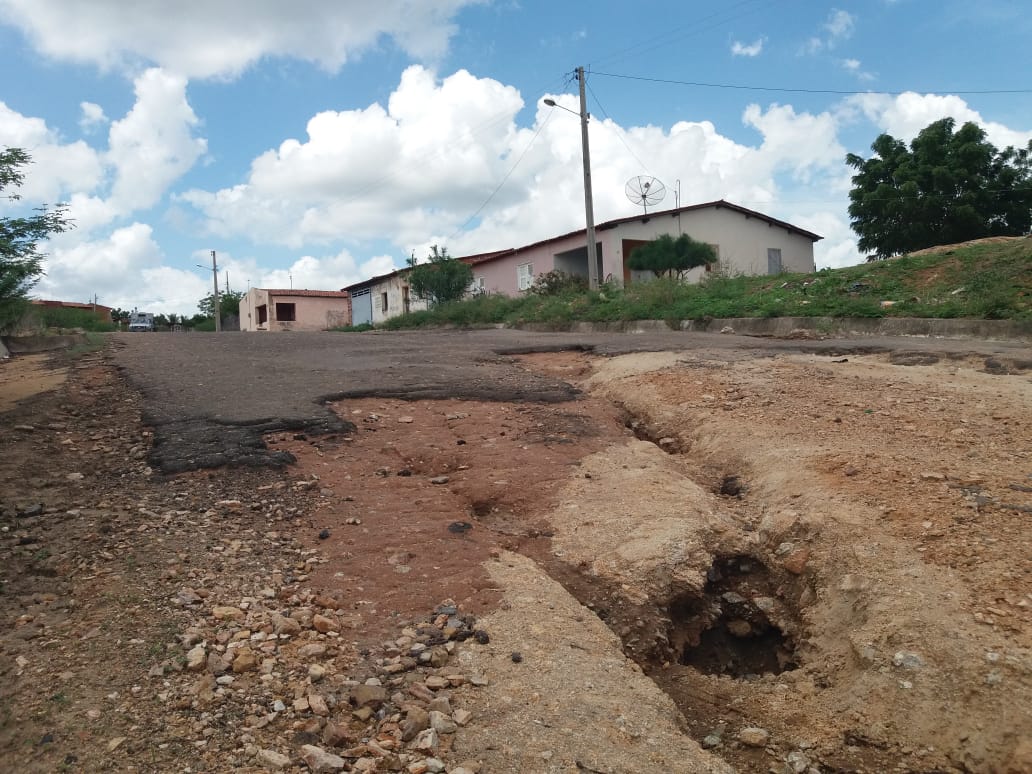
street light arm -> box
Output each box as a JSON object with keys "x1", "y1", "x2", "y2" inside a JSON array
[
  {"x1": 542, "y1": 98, "x2": 588, "y2": 119},
  {"x1": 542, "y1": 68, "x2": 598, "y2": 291}
]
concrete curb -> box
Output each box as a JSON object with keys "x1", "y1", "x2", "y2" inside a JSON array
[{"x1": 515, "y1": 316, "x2": 1032, "y2": 342}]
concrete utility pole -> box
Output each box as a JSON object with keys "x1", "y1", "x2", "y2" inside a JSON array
[
  {"x1": 210, "y1": 250, "x2": 221, "y2": 332},
  {"x1": 577, "y1": 66, "x2": 599, "y2": 291}
]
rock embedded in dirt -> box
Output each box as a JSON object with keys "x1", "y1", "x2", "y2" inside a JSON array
[
  {"x1": 257, "y1": 748, "x2": 291, "y2": 770},
  {"x1": 186, "y1": 644, "x2": 207, "y2": 671},
  {"x1": 738, "y1": 727, "x2": 770, "y2": 747},
  {"x1": 350, "y1": 684, "x2": 387, "y2": 708},
  {"x1": 312, "y1": 613, "x2": 339, "y2": 633},
  {"x1": 892, "y1": 651, "x2": 924, "y2": 670},
  {"x1": 300, "y1": 744, "x2": 347, "y2": 772}
]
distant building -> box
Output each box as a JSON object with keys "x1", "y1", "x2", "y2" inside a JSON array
[
  {"x1": 31, "y1": 299, "x2": 113, "y2": 322},
  {"x1": 462, "y1": 200, "x2": 821, "y2": 296},
  {"x1": 342, "y1": 201, "x2": 822, "y2": 326},
  {"x1": 340, "y1": 249, "x2": 513, "y2": 326},
  {"x1": 239, "y1": 288, "x2": 350, "y2": 332}
]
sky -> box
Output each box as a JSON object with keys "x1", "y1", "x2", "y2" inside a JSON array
[{"x1": 2, "y1": 0, "x2": 1030, "y2": 317}]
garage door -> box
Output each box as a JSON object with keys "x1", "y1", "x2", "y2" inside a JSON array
[{"x1": 350, "y1": 288, "x2": 373, "y2": 326}]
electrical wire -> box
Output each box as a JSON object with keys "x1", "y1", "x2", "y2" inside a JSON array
[
  {"x1": 585, "y1": 79, "x2": 654, "y2": 176},
  {"x1": 591, "y1": 0, "x2": 777, "y2": 70},
  {"x1": 589, "y1": 70, "x2": 1032, "y2": 96},
  {"x1": 447, "y1": 109, "x2": 555, "y2": 242}
]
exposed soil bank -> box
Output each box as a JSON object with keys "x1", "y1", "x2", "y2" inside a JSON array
[{"x1": 517, "y1": 316, "x2": 1032, "y2": 342}]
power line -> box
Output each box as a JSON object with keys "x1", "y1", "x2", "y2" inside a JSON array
[
  {"x1": 591, "y1": 0, "x2": 777, "y2": 70},
  {"x1": 585, "y1": 79, "x2": 653, "y2": 176},
  {"x1": 447, "y1": 109, "x2": 555, "y2": 242},
  {"x1": 589, "y1": 70, "x2": 1032, "y2": 96}
]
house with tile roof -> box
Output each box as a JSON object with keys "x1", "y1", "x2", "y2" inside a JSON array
[
  {"x1": 239, "y1": 288, "x2": 350, "y2": 331},
  {"x1": 463, "y1": 200, "x2": 822, "y2": 296}
]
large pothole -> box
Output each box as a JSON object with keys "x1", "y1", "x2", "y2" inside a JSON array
[{"x1": 667, "y1": 555, "x2": 800, "y2": 678}]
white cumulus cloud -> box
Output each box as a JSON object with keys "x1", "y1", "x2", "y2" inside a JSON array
[
  {"x1": 0, "y1": 102, "x2": 104, "y2": 202},
  {"x1": 78, "y1": 101, "x2": 107, "y2": 133},
  {"x1": 731, "y1": 38, "x2": 765, "y2": 57},
  {"x1": 106, "y1": 68, "x2": 207, "y2": 212},
  {"x1": 0, "y1": 0, "x2": 478, "y2": 78},
  {"x1": 845, "y1": 92, "x2": 1032, "y2": 150},
  {"x1": 803, "y1": 8, "x2": 856, "y2": 54}
]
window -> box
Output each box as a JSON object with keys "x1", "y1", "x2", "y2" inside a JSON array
[
  {"x1": 767, "y1": 248, "x2": 783, "y2": 275},
  {"x1": 275, "y1": 302, "x2": 296, "y2": 321},
  {"x1": 517, "y1": 263, "x2": 533, "y2": 291},
  {"x1": 381, "y1": 292, "x2": 388, "y2": 313},
  {"x1": 705, "y1": 244, "x2": 720, "y2": 273},
  {"x1": 468, "y1": 276, "x2": 486, "y2": 295}
]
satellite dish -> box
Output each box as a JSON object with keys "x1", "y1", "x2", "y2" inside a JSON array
[{"x1": 625, "y1": 176, "x2": 667, "y2": 214}]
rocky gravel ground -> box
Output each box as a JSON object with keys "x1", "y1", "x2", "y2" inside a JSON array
[{"x1": 0, "y1": 352, "x2": 499, "y2": 773}]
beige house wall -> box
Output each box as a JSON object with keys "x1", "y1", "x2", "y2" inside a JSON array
[
  {"x1": 608, "y1": 207, "x2": 817, "y2": 282},
  {"x1": 468, "y1": 204, "x2": 817, "y2": 295},
  {"x1": 240, "y1": 288, "x2": 349, "y2": 332},
  {"x1": 368, "y1": 271, "x2": 429, "y2": 324}
]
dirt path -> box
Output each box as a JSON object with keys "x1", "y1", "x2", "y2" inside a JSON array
[{"x1": 1, "y1": 336, "x2": 1030, "y2": 772}]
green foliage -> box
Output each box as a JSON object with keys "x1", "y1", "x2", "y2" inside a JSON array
[
  {"x1": 406, "y1": 245, "x2": 473, "y2": 307},
  {"x1": 0, "y1": 148, "x2": 73, "y2": 333},
  {"x1": 626, "y1": 233, "x2": 718, "y2": 278},
  {"x1": 380, "y1": 293, "x2": 521, "y2": 329},
  {"x1": 847, "y1": 118, "x2": 1032, "y2": 258},
  {"x1": 375, "y1": 237, "x2": 1032, "y2": 327},
  {"x1": 528, "y1": 269, "x2": 588, "y2": 296},
  {"x1": 28, "y1": 305, "x2": 116, "y2": 332},
  {"x1": 331, "y1": 322, "x2": 374, "y2": 332},
  {"x1": 198, "y1": 289, "x2": 243, "y2": 319}
]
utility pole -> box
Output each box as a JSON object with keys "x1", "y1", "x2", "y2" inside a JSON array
[
  {"x1": 210, "y1": 250, "x2": 221, "y2": 332},
  {"x1": 577, "y1": 66, "x2": 599, "y2": 291}
]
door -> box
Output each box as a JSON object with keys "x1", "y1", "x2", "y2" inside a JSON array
[
  {"x1": 767, "y1": 248, "x2": 783, "y2": 275},
  {"x1": 350, "y1": 288, "x2": 373, "y2": 325}
]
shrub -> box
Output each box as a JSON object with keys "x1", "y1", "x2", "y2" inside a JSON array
[{"x1": 528, "y1": 270, "x2": 588, "y2": 296}]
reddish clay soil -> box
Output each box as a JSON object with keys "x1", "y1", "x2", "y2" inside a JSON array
[{"x1": 2, "y1": 343, "x2": 1031, "y2": 773}]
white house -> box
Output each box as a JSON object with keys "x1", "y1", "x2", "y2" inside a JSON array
[{"x1": 465, "y1": 200, "x2": 821, "y2": 295}]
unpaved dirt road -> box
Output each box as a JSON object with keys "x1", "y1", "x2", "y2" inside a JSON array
[{"x1": 1, "y1": 329, "x2": 1030, "y2": 773}]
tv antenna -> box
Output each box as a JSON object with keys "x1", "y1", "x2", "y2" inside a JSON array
[{"x1": 625, "y1": 176, "x2": 666, "y2": 215}]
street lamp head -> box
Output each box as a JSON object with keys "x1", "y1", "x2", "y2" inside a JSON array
[{"x1": 543, "y1": 98, "x2": 557, "y2": 107}]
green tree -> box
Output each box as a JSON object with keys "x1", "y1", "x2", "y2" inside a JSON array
[
  {"x1": 627, "y1": 233, "x2": 717, "y2": 279},
  {"x1": 847, "y1": 118, "x2": 1032, "y2": 258},
  {"x1": 406, "y1": 245, "x2": 473, "y2": 306},
  {"x1": 198, "y1": 290, "x2": 243, "y2": 319},
  {"x1": 0, "y1": 148, "x2": 72, "y2": 332}
]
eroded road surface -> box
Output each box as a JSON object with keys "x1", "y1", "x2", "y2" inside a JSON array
[{"x1": 1, "y1": 329, "x2": 1031, "y2": 773}]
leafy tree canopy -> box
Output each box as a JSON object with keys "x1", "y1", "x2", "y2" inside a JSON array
[
  {"x1": 1, "y1": 148, "x2": 72, "y2": 333},
  {"x1": 406, "y1": 245, "x2": 472, "y2": 306},
  {"x1": 198, "y1": 289, "x2": 244, "y2": 319},
  {"x1": 627, "y1": 233, "x2": 717, "y2": 279},
  {"x1": 847, "y1": 118, "x2": 1032, "y2": 258}
]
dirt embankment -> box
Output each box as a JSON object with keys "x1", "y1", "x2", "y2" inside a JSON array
[{"x1": 2, "y1": 341, "x2": 1031, "y2": 773}]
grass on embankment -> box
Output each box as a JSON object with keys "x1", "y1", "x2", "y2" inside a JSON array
[{"x1": 350, "y1": 236, "x2": 1032, "y2": 331}]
